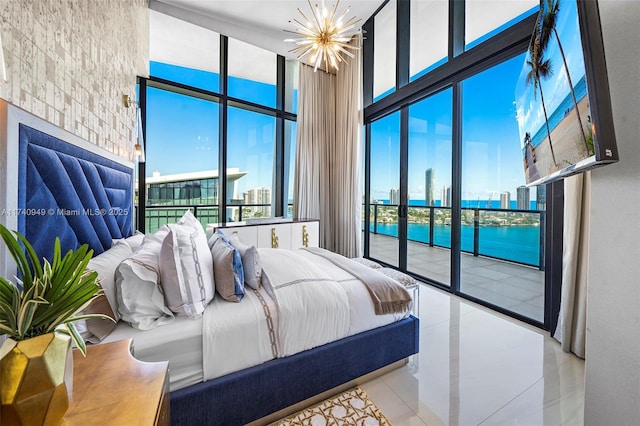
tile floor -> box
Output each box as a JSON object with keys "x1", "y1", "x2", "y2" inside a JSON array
[{"x1": 361, "y1": 284, "x2": 585, "y2": 426}]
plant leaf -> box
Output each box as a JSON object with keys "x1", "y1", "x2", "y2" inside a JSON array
[
  {"x1": 0, "y1": 226, "x2": 34, "y2": 290},
  {"x1": 65, "y1": 322, "x2": 87, "y2": 357}
]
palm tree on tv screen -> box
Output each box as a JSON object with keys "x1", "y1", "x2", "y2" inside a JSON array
[
  {"x1": 541, "y1": 0, "x2": 591, "y2": 155},
  {"x1": 526, "y1": 14, "x2": 557, "y2": 167}
]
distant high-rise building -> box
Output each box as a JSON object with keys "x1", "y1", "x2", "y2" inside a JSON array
[
  {"x1": 517, "y1": 185, "x2": 530, "y2": 210},
  {"x1": 536, "y1": 185, "x2": 546, "y2": 210},
  {"x1": 389, "y1": 188, "x2": 399, "y2": 205},
  {"x1": 425, "y1": 168, "x2": 434, "y2": 206},
  {"x1": 441, "y1": 185, "x2": 451, "y2": 207},
  {"x1": 500, "y1": 191, "x2": 511, "y2": 209},
  {"x1": 244, "y1": 187, "x2": 271, "y2": 217}
]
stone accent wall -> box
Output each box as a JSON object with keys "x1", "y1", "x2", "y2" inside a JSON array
[{"x1": 0, "y1": 0, "x2": 149, "y2": 160}]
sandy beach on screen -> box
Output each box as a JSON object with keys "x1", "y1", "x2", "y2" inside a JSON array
[{"x1": 524, "y1": 96, "x2": 591, "y2": 182}]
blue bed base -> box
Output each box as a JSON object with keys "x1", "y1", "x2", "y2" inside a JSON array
[{"x1": 170, "y1": 315, "x2": 419, "y2": 425}]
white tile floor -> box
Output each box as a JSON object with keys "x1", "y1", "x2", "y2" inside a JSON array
[{"x1": 361, "y1": 284, "x2": 585, "y2": 426}]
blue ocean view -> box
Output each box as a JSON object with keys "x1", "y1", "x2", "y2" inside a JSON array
[
  {"x1": 371, "y1": 223, "x2": 540, "y2": 266},
  {"x1": 531, "y1": 76, "x2": 588, "y2": 148}
]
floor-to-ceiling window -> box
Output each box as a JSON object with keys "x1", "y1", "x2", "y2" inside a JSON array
[
  {"x1": 138, "y1": 11, "x2": 297, "y2": 232},
  {"x1": 407, "y1": 89, "x2": 453, "y2": 286},
  {"x1": 363, "y1": 0, "x2": 554, "y2": 327},
  {"x1": 369, "y1": 111, "x2": 401, "y2": 267},
  {"x1": 460, "y1": 55, "x2": 545, "y2": 322}
]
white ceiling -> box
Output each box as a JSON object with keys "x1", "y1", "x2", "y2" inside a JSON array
[{"x1": 150, "y1": 0, "x2": 383, "y2": 62}]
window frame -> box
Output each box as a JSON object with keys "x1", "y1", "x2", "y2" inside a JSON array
[
  {"x1": 362, "y1": 0, "x2": 559, "y2": 329},
  {"x1": 137, "y1": 35, "x2": 297, "y2": 233}
]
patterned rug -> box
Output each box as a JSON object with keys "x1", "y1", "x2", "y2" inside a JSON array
[{"x1": 275, "y1": 386, "x2": 392, "y2": 426}]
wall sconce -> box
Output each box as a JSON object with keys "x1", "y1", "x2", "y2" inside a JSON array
[
  {"x1": 123, "y1": 94, "x2": 138, "y2": 109},
  {"x1": 135, "y1": 108, "x2": 145, "y2": 163},
  {"x1": 124, "y1": 94, "x2": 145, "y2": 163}
]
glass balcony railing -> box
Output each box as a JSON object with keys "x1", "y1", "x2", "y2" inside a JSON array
[
  {"x1": 366, "y1": 204, "x2": 545, "y2": 269},
  {"x1": 143, "y1": 203, "x2": 294, "y2": 234}
]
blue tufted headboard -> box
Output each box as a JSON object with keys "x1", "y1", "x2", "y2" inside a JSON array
[{"x1": 17, "y1": 124, "x2": 133, "y2": 263}]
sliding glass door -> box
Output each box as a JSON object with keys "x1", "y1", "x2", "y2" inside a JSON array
[
  {"x1": 407, "y1": 89, "x2": 453, "y2": 287},
  {"x1": 368, "y1": 112, "x2": 400, "y2": 268},
  {"x1": 460, "y1": 56, "x2": 546, "y2": 322}
]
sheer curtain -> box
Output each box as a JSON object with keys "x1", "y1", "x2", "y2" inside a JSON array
[
  {"x1": 332, "y1": 41, "x2": 363, "y2": 258},
  {"x1": 293, "y1": 66, "x2": 335, "y2": 249},
  {"x1": 554, "y1": 171, "x2": 590, "y2": 358},
  {"x1": 294, "y1": 44, "x2": 363, "y2": 257}
]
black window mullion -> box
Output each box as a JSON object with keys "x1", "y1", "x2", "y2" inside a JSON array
[
  {"x1": 363, "y1": 122, "x2": 372, "y2": 258},
  {"x1": 137, "y1": 78, "x2": 147, "y2": 234},
  {"x1": 219, "y1": 35, "x2": 228, "y2": 224},
  {"x1": 450, "y1": 0, "x2": 465, "y2": 59},
  {"x1": 399, "y1": 107, "x2": 409, "y2": 271},
  {"x1": 275, "y1": 55, "x2": 286, "y2": 218},
  {"x1": 450, "y1": 81, "x2": 462, "y2": 294},
  {"x1": 396, "y1": 0, "x2": 410, "y2": 89}
]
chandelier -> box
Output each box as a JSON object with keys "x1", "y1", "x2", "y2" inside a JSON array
[{"x1": 285, "y1": 0, "x2": 361, "y2": 72}]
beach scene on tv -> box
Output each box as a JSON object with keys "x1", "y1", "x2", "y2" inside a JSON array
[{"x1": 515, "y1": 0, "x2": 594, "y2": 185}]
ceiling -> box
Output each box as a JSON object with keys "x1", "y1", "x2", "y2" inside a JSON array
[{"x1": 150, "y1": 0, "x2": 384, "y2": 62}]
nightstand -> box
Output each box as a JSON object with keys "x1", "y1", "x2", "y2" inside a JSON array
[{"x1": 62, "y1": 339, "x2": 169, "y2": 425}]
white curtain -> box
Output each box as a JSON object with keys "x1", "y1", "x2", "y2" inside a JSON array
[
  {"x1": 293, "y1": 65, "x2": 335, "y2": 249},
  {"x1": 333, "y1": 41, "x2": 363, "y2": 258},
  {"x1": 294, "y1": 44, "x2": 363, "y2": 258},
  {"x1": 554, "y1": 171, "x2": 590, "y2": 358}
]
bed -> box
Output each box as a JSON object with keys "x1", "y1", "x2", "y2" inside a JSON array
[{"x1": 5, "y1": 107, "x2": 419, "y2": 425}]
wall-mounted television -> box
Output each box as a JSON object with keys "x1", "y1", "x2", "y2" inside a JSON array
[{"x1": 515, "y1": 0, "x2": 618, "y2": 186}]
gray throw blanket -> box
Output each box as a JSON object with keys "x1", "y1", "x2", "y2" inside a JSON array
[{"x1": 302, "y1": 247, "x2": 412, "y2": 315}]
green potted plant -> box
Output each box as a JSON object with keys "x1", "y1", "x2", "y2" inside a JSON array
[{"x1": 0, "y1": 224, "x2": 109, "y2": 425}]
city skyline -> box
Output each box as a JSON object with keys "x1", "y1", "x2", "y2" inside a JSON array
[{"x1": 375, "y1": 182, "x2": 541, "y2": 210}]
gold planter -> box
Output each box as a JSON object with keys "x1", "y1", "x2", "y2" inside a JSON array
[{"x1": 0, "y1": 331, "x2": 73, "y2": 425}]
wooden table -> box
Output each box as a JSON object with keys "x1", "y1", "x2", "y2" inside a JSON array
[{"x1": 62, "y1": 339, "x2": 169, "y2": 425}]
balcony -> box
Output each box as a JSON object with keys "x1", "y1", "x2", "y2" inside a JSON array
[
  {"x1": 141, "y1": 203, "x2": 545, "y2": 323},
  {"x1": 366, "y1": 204, "x2": 545, "y2": 323}
]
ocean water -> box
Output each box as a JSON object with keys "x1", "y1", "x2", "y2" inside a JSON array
[
  {"x1": 531, "y1": 75, "x2": 588, "y2": 148},
  {"x1": 370, "y1": 223, "x2": 541, "y2": 266}
]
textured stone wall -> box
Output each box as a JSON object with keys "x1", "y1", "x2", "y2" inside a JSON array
[{"x1": 0, "y1": 0, "x2": 149, "y2": 160}]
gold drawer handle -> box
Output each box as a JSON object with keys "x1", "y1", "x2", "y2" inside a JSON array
[
  {"x1": 271, "y1": 228, "x2": 279, "y2": 248},
  {"x1": 302, "y1": 225, "x2": 309, "y2": 247}
]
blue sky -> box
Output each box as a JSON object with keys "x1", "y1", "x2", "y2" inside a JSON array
[
  {"x1": 146, "y1": 61, "x2": 282, "y2": 199},
  {"x1": 370, "y1": 53, "x2": 532, "y2": 204},
  {"x1": 146, "y1": 3, "x2": 550, "y2": 206}
]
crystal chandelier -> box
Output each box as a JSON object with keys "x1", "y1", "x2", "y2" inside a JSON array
[{"x1": 285, "y1": 0, "x2": 361, "y2": 72}]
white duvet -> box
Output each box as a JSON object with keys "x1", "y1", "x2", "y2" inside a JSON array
[{"x1": 201, "y1": 248, "x2": 411, "y2": 381}]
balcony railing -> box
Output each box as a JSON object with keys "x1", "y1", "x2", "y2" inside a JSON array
[
  {"x1": 366, "y1": 204, "x2": 545, "y2": 270},
  {"x1": 143, "y1": 203, "x2": 294, "y2": 233}
]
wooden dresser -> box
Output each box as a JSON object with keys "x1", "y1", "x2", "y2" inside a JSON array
[{"x1": 62, "y1": 339, "x2": 169, "y2": 426}]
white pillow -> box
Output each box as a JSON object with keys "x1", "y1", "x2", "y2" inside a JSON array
[
  {"x1": 228, "y1": 233, "x2": 261, "y2": 289},
  {"x1": 177, "y1": 209, "x2": 202, "y2": 229},
  {"x1": 112, "y1": 230, "x2": 145, "y2": 251},
  {"x1": 76, "y1": 241, "x2": 132, "y2": 343},
  {"x1": 88, "y1": 240, "x2": 132, "y2": 321},
  {"x1": 159, "y1": 221, "x2": 215, "y2": 318},
  {"x1": 115, "y1": 226, "x2": 174, "y2": 330}
]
